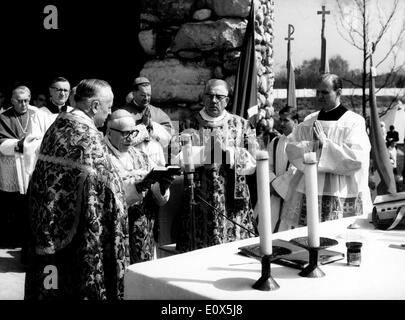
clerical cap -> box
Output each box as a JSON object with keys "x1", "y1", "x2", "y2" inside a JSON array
[
  {"x1": 107, "y1": 109, "x2": 136, "y2": 131},
  {"x1": 133, "y1": 77, "x2": 150, "y2": 86}
]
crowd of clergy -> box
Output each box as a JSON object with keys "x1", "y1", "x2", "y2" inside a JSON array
[{"x1": 0, "y1": 73, "x2": 373, "y2": 300}]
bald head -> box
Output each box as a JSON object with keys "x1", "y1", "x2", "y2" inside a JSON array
[
  {"x1": 204, "y1": 79, "x2": 229, "y2": 96},
  {"x1": 12, "y1": 86, "x2": 31, "y2": 114},
  {"x1": 12, "y1": 86, "x2": 31, "y2": 98},
  {"x1": 107, "y1": 109, "x2": 137, "y2": 152},
  {"x1": 75, "y1": 79, "x2": 114, "y2": 128},
  {"x1": 107, "y1": 109, "x2": 136, "y2": 131}
]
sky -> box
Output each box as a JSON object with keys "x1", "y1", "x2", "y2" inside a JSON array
[{"x1": 273, "y1": 0, "x2": 405, "y2": 75}]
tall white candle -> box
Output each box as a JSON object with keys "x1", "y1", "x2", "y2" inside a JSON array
[
  {"x1": 256, "y1": 150, "x2": 272, "y2": 255},
  {"x1": 181, "y1": 134, "x2": 194, "y2": 173},
  {"x1": 304, "y1": 152, "x2": 320, "y2": 247}
]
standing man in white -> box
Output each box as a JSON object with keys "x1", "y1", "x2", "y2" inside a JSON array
[{"x1": 281, "y1": 73, "x2": 372, "y2": 229}]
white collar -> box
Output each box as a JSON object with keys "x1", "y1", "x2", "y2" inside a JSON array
[
  {"x1": 199, "y1": 109, "x2": 227, "y2": 123},
  {"x1": 69, "y1": 108, "x2": 98, "y2": 131}
]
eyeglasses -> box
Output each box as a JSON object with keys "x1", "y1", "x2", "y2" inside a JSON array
[
  {"x1": 51, "y1": 87, "x2": 70, "y2": 93},
  {"x1": 205, "y1": 94, "x2": 227, "y2": 102},
  {"x1": 13, "y1": 99, "x2": 29, "y2": 104},
  {"x1": 110, "y1": 128, "x2": 138, "y2": 139}
]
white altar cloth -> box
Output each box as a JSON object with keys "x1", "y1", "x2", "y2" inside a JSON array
[{"x1": 124, "y1": 216, "x2": 405, "y2": 300}]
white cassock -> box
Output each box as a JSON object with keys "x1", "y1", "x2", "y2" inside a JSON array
[
  {"x1": 0, "y1": 105, "x2": 40, "y2": 194},
  {"x1": 281, "y1": 110, "x2": 373, "y2": 227},
  {"x1": 23, "y1": 106, "x2": 73, "y2": 182}
]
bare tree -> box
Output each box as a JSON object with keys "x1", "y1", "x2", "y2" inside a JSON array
[{"x1": 335, "y1": 0, "x2": 405, "y2": 117}]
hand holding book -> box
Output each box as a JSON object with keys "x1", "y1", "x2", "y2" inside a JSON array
[{"x1": 135, "y1": 166, "x2": 181, "y2": 193}]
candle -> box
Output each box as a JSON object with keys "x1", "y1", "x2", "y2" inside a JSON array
[
  {"x1": 304, "y1": 152, "x2": 320, "y2": 247},
  {"x1": 181, "y1": 134, "x2": 194, "y2": 173},
  {"x1": 256, "y1": 150, "x2": 272, "y2": 255}
]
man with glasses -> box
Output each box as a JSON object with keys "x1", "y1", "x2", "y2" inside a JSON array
[
  {"x1": 281, "y1": 73, "x2": 372, "y2": 229},
  {"x1": 123, "y1": 77, "x2": 173, "y2": 165},
  {"x1": 47, "y1": 77, "x2": 72, "y2": 114},
  {"x1": 24, "y1": 77, "x2": 73, "y2": 180},
  {"x1": 175, "y1": 79, "x2": 257, "y2": 252},
  {"x1": 25, "y1": 79, "x2": 129, "y2": 300},
  {"x1": 105, "y1": 109, "x2": 173, "y2": 263}
]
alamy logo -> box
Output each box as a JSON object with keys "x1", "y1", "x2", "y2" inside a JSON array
[
  {"x1": 43, "y1": 265, "x2": 58, "y2": 289},
  {"x1": 43, "y1": 5, "x2": 58, "y2": 30}
]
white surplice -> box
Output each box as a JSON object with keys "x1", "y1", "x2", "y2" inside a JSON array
[
  {"x1": 23, "y1": 106, "x2": 73, "y2": 181},
  {"x1": 281, "y1": 110, "x2": 373, "y2": 227}
]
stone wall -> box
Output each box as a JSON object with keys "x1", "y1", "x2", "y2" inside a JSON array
[{"x1": 137, "y1": 0, "x2": 275, "y2": 127}]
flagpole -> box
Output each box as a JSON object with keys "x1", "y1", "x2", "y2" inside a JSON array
[
  {"x1": 285, "y1": 24, "x2": 297, "y2": 112},
  {"x1": 231, "y1": 0, "x2": 257, "y2": 119}
]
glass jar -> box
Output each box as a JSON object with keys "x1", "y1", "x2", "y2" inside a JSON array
[{"x1": 346, "y1": 241, "x2": 362, "y2": 266}]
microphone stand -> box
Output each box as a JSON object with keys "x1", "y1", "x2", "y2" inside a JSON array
[
  {"x1": 185, "y1": 169, "x2": 196, "y2": 250},
  {"x1": 181, "y1": 133, "x2": 258, "y2": 251},
  {"x1": 195, "y1": 194, "x2": 258, "y2": 237},
  {"x1": 181, "y1": 134, "x2": 197, "y2": 250}
]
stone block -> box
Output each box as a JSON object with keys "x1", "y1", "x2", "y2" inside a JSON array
[
  {"x1": 172, "y1": 18, "x2": 246, "y2": 52},
  {"x1": 140, "y1": 58, "x2": 213, "y2": 103},
  {"x1": 157, "y1": 0, "x2": 195, "y2": 21},
  {"x1": 138, "y1": 30, "x2": 157, "y2": 56},
  {"x1": 207, "y1": 0, "x2": 251, "y2": 18},
  {"x1": 193, "y1": 9, "x2": 212, "y2": 21}
]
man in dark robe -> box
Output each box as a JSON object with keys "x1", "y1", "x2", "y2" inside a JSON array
[
  {"x1": 25, "y1": 79, "x2": 129, "y2": 300},
  {"x1": 122, "y1": 77, "x2": 174, "y2": 164},
  {"x1": 386, "y1": 125, "x2": 399, "y2": 144},
  {"x1": 175, "y1": 79, "x2": 257, "y2": 252}
]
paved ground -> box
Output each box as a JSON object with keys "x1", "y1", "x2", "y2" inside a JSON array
[{"x1": 0, "y1": 247, "x2": 25, "y2": 300}]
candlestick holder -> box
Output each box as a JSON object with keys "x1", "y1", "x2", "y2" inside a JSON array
[
  {"x1": 290, "y1": 237, "x2": 338, "y2": 278},
  {"x1": 252, "y1": 246, "x2": 291, "y2": 291}
]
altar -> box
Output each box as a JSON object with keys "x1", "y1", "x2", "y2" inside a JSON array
[{"x1": 124, "y1": 216, "x2": 405, "y2": 300}]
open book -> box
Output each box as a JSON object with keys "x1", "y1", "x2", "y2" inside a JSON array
[
  {"x1": 142, "y1": 165, "x2": 182, "y2": 182},
  {"x1": 238, "y1": 239, "x2": 344, "y2": 270}
]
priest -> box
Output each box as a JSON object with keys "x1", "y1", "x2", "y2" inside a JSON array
[
  {"x1": 0, "y1": 86, "x2": 38, "y2": 249},
  {"x1": 175, "y1": 79, "x2": 257, "y2": 252},
  {"x1": 104, "y1": 109, "x2": 173, "y2": 263},
  {"x1": 281, "y1": 73, "x2": 373, "y2": 228},
  {"x1": 25, "y1": 79, "x2": 129, "y2": 300},
  {"x1": 23, "y1": 77, "x2": 73, "y2": 180}
]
